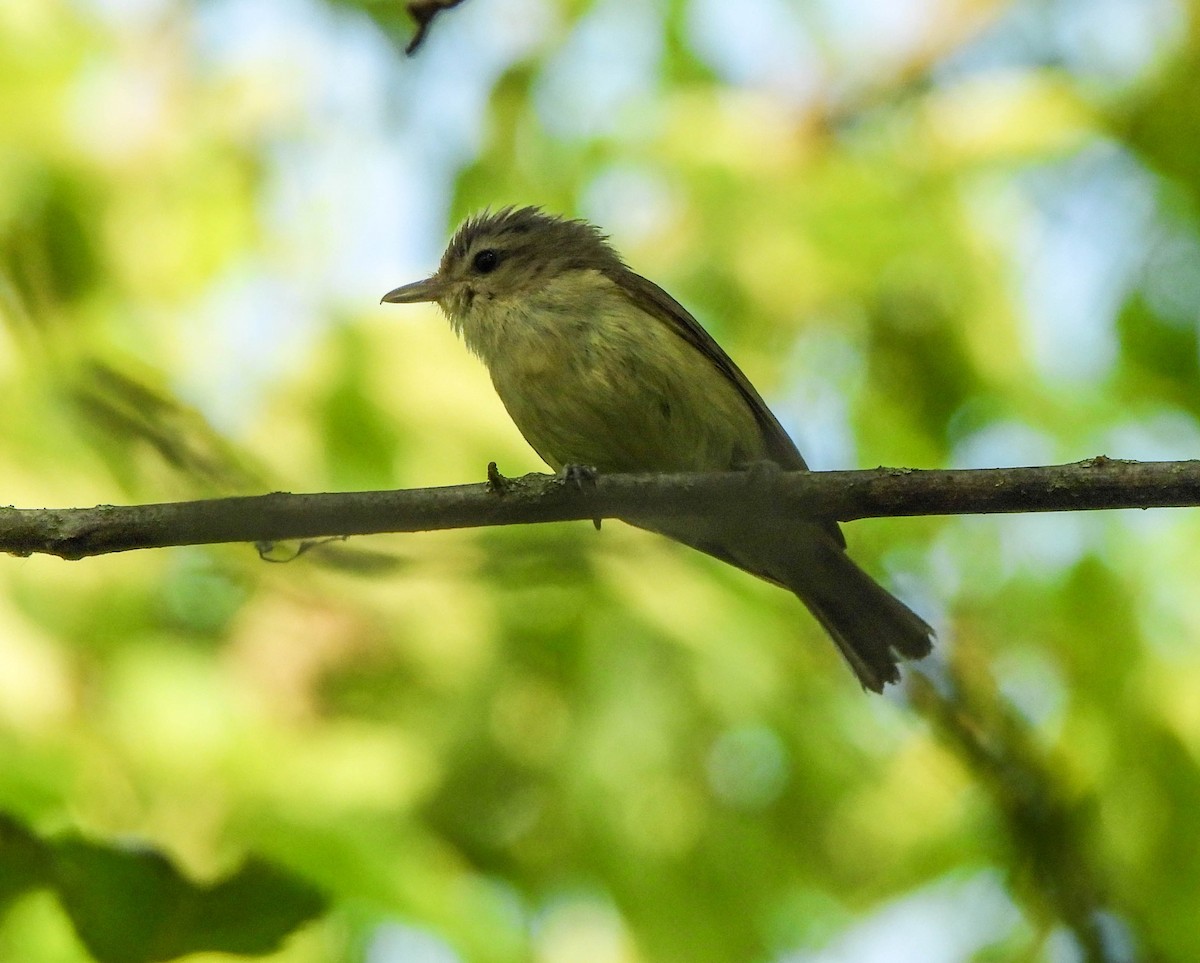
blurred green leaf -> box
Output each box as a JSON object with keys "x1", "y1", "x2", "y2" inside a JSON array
[{"x1": 0, "y1": 813, "x2": 325, "y2": 963}]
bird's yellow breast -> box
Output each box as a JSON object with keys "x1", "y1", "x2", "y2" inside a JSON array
[{"x1": 454, "y1": 270, "x2": 767, "y2": 473}]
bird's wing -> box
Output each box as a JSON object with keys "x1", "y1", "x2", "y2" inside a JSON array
[{"x1": 609, "y1": 268, "x2": 845, "y2": 547}]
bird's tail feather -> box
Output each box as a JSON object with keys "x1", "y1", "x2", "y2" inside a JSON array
[
  {"x1": 789, "y1": 538, "x2": 933, "y2": 693},
  {"x1": 624, "y1": 517, "x2": 934, "y2": 693}
]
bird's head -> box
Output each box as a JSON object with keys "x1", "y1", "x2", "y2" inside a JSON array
[{"x1": 381, "y1": 206, "x2": 625, "y2": 324}]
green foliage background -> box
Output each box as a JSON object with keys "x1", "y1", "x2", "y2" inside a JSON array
[{"x1": 3, "y1": 0, "x2": 1200, "y2": 960}]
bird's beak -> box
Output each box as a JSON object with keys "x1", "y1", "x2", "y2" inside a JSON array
[{"x1": 380, "y1": 275, "x2": 448, "y2": 305}]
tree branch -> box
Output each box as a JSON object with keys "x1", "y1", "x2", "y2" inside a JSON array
[{"x1": 2, "y1": 456, "x2": 1197, "y2": 561}]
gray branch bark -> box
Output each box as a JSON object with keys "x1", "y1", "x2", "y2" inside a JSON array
[{"x1": 2, "y1": 456, "x2": 1197, "y2": 561}]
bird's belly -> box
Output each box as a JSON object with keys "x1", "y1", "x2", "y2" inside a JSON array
[{"x1": 490, "y1": 328, "x2": 764, "y2": 474}]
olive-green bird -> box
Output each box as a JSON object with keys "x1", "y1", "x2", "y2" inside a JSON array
[{"x1": 382, "y1": 207, "x2": 933, "y2": 691}]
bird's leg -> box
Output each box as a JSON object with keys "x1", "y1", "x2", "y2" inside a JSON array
[
  {"x1": 730, "y1": 459, "x2": 786, "y2": 517},
  {"x1": 559, "y1": 463, "x2": 599, "y2": 488},
  {"x1": 732, "y1": 458, "x2": 783, "y2": 479},
  {"x1": 559, "y1": 463, "x2": 602, "y2": 530},
  {"x1": 729, "y1": 458, "x2": 787, "y2": 487}
]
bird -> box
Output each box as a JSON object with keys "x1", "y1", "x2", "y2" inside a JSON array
[{"x1": 382, "y1": 206, "x2": 933, "y2": 691}]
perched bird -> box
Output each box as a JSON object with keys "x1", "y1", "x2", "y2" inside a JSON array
[{"x1": 382, "y1": 207, "x2": 933, "y2": 691}]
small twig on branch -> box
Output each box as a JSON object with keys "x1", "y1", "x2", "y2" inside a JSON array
[
  {"x1": 405, "y1": 0, "x2": 469, "y2": 55},
  {"x1": 1, "y1": 457, "x2": 1198, "y2": 561}
]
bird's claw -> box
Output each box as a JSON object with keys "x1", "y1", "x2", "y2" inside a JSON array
[
  {"x1": 559, "y1": 464, "x2": 602, "y2": 530},
  {"x1": 559, "y1": 463, "x2": 599, "y2": 490},
  {"x1": 734, "y1": 459, "x2": 783, "y2": 482}
]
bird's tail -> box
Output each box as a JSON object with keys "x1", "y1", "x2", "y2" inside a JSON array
[
  {"x1": 788, "y1": 536, "x2": 934, "y2": 692},
  {"x1": 624, "y1": 516, "x2": 934, "y2": 692}
]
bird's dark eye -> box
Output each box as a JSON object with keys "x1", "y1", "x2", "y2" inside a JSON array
[{"x1": 472, "y1": 249, "x2": 499, "y2": 274}]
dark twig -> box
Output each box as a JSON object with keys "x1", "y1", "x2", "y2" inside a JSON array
[{"x1": 405, "y1": 0, "x2": 469, "y2": 55}]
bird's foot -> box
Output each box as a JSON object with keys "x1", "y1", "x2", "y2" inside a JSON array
[
  {"x1": 559, "y1": 463, "x2": 599, "y2": 489},
  {"x1": 733, "y1": 459, "x2": 783, "y2": 481},
  {"x1": 559, "y1": 463, "x2": 602, "y2": 530}
]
